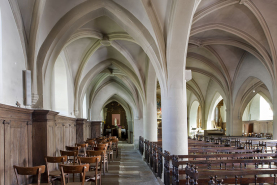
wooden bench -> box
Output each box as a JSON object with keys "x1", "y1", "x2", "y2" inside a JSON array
[
  {"x1": 172, "y1": 160, "x2": 277, "y2": 185},
  {"x1": 161, "y1": 149, "x2": 273, "y2": 185}
]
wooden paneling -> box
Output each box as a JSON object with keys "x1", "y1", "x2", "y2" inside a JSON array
[
  {"x1": 76, "y1": 119, "x2": 92, "y2": 142},
  {"x1": 56, "y1": 115, "x2": 76, "y2": 148},
  {"x1": 76, "y1": 119, "x2": 85, "y2": 143},
  {"x1": 91, "y1": 121, "x2": 102, "y2": 138},
  {"x1": 0, "y1": 104, "x2": 90, "y2": 184},
  {"x1": 0, "y1": 104, "x2": 33, "y2": 185}
]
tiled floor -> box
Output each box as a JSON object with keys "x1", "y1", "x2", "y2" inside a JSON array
[
  {"x1": 101, "y1": 141, "x2": 160, "y2": 185},
  {"x1": 55, "y1": 141, "x2": 160, "y2": 185}
]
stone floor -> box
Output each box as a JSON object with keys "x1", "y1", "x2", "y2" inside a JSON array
[
  {"x1": 101, "y1": 141, "x2": 160, "y2": 185},
  {"x1": 55, "y1": 141, "x2": 160, "y2": 185}
]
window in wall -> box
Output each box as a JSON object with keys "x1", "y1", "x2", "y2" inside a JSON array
[
  {"x1": 242, "y1": 94, "x2": 272, "y2": 121},
  {"x1": 83, "y1": 94, "x2": 87, "y2": 119},
  {"x1": 53, "y1": 56, "x2": 68, "y2": 115},
  {"x1": 260, "y1": 95, "x2": 273, "y2": 120},
  {"x1": 189, "y1": 101, "x2": 200, "y2": 135},
  {"x1": 208, "y1": 94, "x2": 223, "y2": 129}
]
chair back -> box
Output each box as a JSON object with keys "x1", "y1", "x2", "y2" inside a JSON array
[
  {"x1": 94, "y1": 146, "x2": 107, "y2": 151},
  {"x1": 60, "y1": 164, "x2": 89, "y2": 184},
  {"x1": 86, "y1": 140, "x2": 96, "y2": 148},
  {"x1": 13, "y1": 165, "x2": 46, "y2": 185},
  {"x1": 86, "y1": 150, "x2": 105, "y2": 157},
  {"x1": 45, "y1": 156, "x2": 67, "y2": 163},
  {"x1": 66, "y1": 146, "x2": 80, "y2": 151},
  {"x1": 60, "y1": 150, "x2": 78, "y2": 164},
  {"x1": 76, "y1": 143, "x2": 88, "y2": 148},
  {"x1": 78, "y1": 156, "x2": 101, "y2": 164}
]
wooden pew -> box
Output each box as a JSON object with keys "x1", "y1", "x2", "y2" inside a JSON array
[
  {"x1": 161, "y1": 149, "x2": 274, "y2": 185},
  {"x1": 139, "y1": 136, "x2": 144, "y2": 155},
  {"x1": 172, "y1": 159, "x2": 277, "y2": 185}
]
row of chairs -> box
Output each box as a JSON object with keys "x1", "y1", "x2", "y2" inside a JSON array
[{"x1": 13, "y1": 136, "x2": 119, "y2": 185}]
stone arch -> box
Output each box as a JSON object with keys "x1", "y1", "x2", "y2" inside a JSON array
[
  {"x1": 207, "y1": 92, "x2": 224, "y2": 130},
  {"x1": 90, "y1": 81, "x2": 139, "y2": 121},
  {"x1": 77, "y1": 59, "x2": 143, "y2": 117},
  {"x1": 35, "y1": 0, "x2": 166, "y2": 109},
  {"x1": 189, "y1": 100, "x2": 200, "y2": 135}
]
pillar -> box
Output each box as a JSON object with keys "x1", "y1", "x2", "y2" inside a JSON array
[
  {"x1": 143, "y1": 62, "x2": 157, "y2": 142},
  {"x1": 161, "y1": 0, "x2": 196, "y2": 155},
  {"x1": 162, "y1": 80, "x2": 189, "y2": 155},
  {"x1": 134, "y1": 118, "x2": 143, "y2": 149},
  {"x1": 127, "y1": 120, "x2": 133, "y2": 143},
  {"x1": 273, "y1": 85, "x2": 277, "y2": 139}
]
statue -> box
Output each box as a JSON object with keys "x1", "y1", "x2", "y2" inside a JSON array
[
  {"x1": 16, "y1": 101, "x2": 21, "y2": 108},
  {"x1": 114, "y1": 118, "x2": 117, "y2": 126}
]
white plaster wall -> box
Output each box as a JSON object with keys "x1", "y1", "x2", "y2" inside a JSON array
[
  {"x1": 242, "y1": 103, "x2": 251, "y2": 121},
  {"x1": 53, "y1": 56, "x2": 68, "y2": 115},
  {"x1": 249, "y1": 94, "x2": 260, "y2": 121},
  {"x1": 0, "y1": 1, "x2": 26, "y2": 106},
  {"x1": 189, "y1": 101, "x2": 199, "y2": 134}
]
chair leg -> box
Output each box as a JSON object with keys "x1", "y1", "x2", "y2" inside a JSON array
[
  {"x1": 103, "y1": 161, "x2": 105, "y2": 175},
  {"x1": 106, "y1": 161, "x2": 108, "y2": 172}
]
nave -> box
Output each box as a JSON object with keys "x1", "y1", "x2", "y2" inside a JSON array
[{"x1": 2, "y1": 0, "x2": 277, "y2": 184}]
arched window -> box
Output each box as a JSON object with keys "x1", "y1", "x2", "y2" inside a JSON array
[
  {"x1": 242, "y1": 93, "x2": 273, "y2": 121},
  {"x1": 189, "y1": 101, "x2": 201, "y2": 135},
  {"x1": 207, "y1": 93, "x2": 226, "y2": 130},
  {"x1": 53, "y1": 56, "x2": 69, "y2": 115},
  {"x1": 82, "y1": 94, "x2": 87, "y2": 119}
]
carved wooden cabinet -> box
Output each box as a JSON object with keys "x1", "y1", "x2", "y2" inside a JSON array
[{"x1": 0, "y1": 104, "x2": 33, "y2": 185}]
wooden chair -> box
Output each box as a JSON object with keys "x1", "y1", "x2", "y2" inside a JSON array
[
  {"x1": 60, "y1": 164, "x2": 90, "y2": 185},
  {"x1": 45, "y1": 156, "x2": 67, "y2": 183},
  {"x1": 111, "y1": 138, "x2": 118, "y2": 158},
  {"x1": 102, "y1": 141, "x2": 113, "y2": 162},
  {"x1": 76, "y1": 143, "x2": 88, "y2": 157},
  {"x1": 65, "y1": 146, "x2": 81, "y2": 151},
  {"x1": 60, "y1": 150, "x2": 78, "y2": 164},
  {"x1": 86, "y1": 140, "x2": 96, "y2": 150},
  {"x1": 87, "y1": 150, "x2": 108, "y2": 175},
  {"x1": 13, "y1": 165, "x2": 51, "y2": 185},
  {"x1": 78, "y1": 157, "x2": 102, "y2": 185}
]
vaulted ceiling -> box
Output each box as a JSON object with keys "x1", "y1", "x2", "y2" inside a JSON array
[{"x1": 12, "y1": 0, "x2": 277, "y2": 118}]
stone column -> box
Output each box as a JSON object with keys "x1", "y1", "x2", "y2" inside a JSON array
[
  {"x1": 162, "y1": 78, "x2": 189, "y2": 155},
  {"x1": 134, "y1": 118, "x2": 143, "y2": 149},
  {"x1": 161, "y1": 0, "x2": 196, "y2": 155},
  {"x1": 273, "y1": 85, "x2": 277, "y2": 139},
  {"x1": 143, "y1": 62, "x2": 157, "y2": 142},
  {"x1": 127, "y1": 120, "x2": 133, "y2": 143}
]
